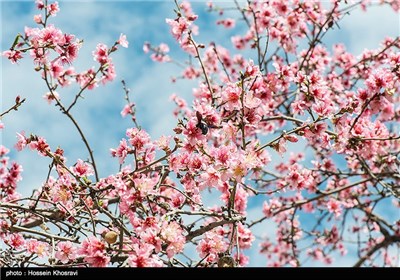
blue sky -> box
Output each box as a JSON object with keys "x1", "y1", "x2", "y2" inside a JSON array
[{"x1": 1, "y1": 0, "x2": 399, "y2": 266}]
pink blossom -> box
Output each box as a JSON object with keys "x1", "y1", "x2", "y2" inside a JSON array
[
  {"x1": 126, "y1": 127, "x2": 151, "y2": 152},
  {"x1": 170, "y1": 93, "x2": 189, "y2": 117},
  {"x1": 55, "y1": 241, "x2": 77, "y2": 264},
  {"x1": 120, "y1": 103, "x2": 133, "y2": 117},
  {"x1": 236, "y1": 223, "x2": 254, "y2": 249},
  {"x1": 40, "y1": 25, "x2": 63, "y2": 44},
  {"x1": 327, "y1": 198, "x2": 342, "y2": 218},
  {"x1": 291, "y1": 100, "x2": 307, "y2": 115},
  {"x1": 183, "y1": 118, "x2": 205, "y2": 145},
  {"x1": 14, "y1": 132, "x2": 27, "y2": 151},
  {"x1": 231, "y1": 162, "x2": 247, "y2": 183},
  {"x1": 2, "y1": 50, "x2": 23, "y2": 64},
  {"x1": 178, "y1": 36, "x2": 197, "y2": 56},
  {"x1": 85, "y1": 252, "x2": 110, "y2": 267},
  {"x1": 4, "y1": 161, "x2": 23, "y2": 190},
  {"x1": 365, "y1": 69, "x2": 393, "y2": 92},
  {"x1": 50, "y1": 184, "x2": 72, "y2": 204},
  {"x1": 158, "y1": 43, "x2": 169, "y2": 53},
  {"x1": 283, "y1": 134, "x2": 298, "y2": 143},
  {"x1": 263, "y1": 199, "x2": 282, "y2": 217},
  {"x1": 199, "y1": 166, "x2": 221, "y2": 189},
  {"x1": 231, "y1": 36, "x2": 247, "y2": 50},
  {"x1": 150, "y1": 52, "x2": 171, "y2": 63},
  {"x1": 0, "y1": 145, "x2": 9, "y2": 156},
  {"x1": 143, "y1": 42, "x2": 150, "y2": 53},
  {"x1": 274, "y1": 138, "x2": 287, "y2": 155},
  {"x1": 245, "y1": 60, "x2": 260, "y2": 77},
  {"x1": 6, "y1": 233, "x2": 25, "y2": 249},
  {"x1": 166, "y1": 17, "x2": 190, "y2": 41},
  {"x1": 33, "y1": 14, "x2": 42, "y2": 24},
  {"x1": 244, "y1": 92, "x2": 261, "y2": 109},
  {"x1": 43, "y1": 91, "x2": 60, "y2": 104},
  {"x1": 160, "y1": 221, "x2": 186, "y2": 258},
  {"x1": 35, "y1": 0, "x2": 45, "y2": 10},
  {"x1": 73, "y1": 159, "x2": 94, "y2": 177},
  {"x1": 58, "y1": 36, "x2": 81, "y2": 64},
  {"x1": 156, "y1": 135, "x2": 171, "y2": 151},
  {"x1": 127, "y1": 243, "x2": 163, "y2": 267},
  {"x1": 117, "y1": 33, "x2": 129, "y2": 48},
  {"x1": 132, "y1": 176, "x2": 157, "y2": 196},
  {"x1": 110, "y1": 139, "x2": 130, "y2": 164},
  {"x1": 235, "y1": 253, "x2": 249, "y2": 267},
  {"x1": 48, "y1": 2, "x2": 60, "y2": 17},
  {"x1": 286, "y1": 166, "x2": 304, "y2": 189},
  {"x1": 57, "y1": 67, "x2": 76, "y2": 87},
  {"x1": 3, "y1": 0, "x2": 400, "y2": 268},
  {"x1": 76, "y1": 68, "x2": 97, "y2": 89},
  {"x1": 216, "y1": 18, "x2": 235, "y2": 28},
  {"x1": 92, "y1": 43, "x2": 109, "y2": 65},
  {"x1": 179, "y1": 1, "x2": 196, "y2": 19},
  {"x1": 222, "y1": 83, "x2": 241, "y2": 110},
  {"x1": 29, "y1": 136, "x2": 50, "y2": 156},
  {"x1": 140, "y1": 230, "x2": 162, "y2": 253},
  {"x1": 101, "y1": 60, "x2": 116, "y2": 84},
  {"x1": 26, "y1": 239, "x2": 49, "y2": 257},
  {"x1": 78, "y1": 236, "x2": 107, "y2": 265},
  {"x1": 196, "y1": 229, "x2": 228, "y2": 262},
  {"x1": 308, "y1": 248, "x2": 325, "y2": 261},
  {"x1": 49, "y1": 61, "x2": 63, "y2": 78}
]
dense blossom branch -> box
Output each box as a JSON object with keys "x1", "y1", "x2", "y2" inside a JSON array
[{"x1": 1, "y1": 0, "x2": 399, "y2": 268}]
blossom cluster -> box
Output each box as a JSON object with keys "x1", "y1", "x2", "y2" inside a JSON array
[{"x1": 1, "y1": 0, "x2": 399, "y2": 268}]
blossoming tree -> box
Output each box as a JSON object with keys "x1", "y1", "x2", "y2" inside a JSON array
[{"x1": 1, "y1": 0, "x2": 400, "y2": 267}]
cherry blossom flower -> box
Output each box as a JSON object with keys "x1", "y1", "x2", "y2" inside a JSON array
[
  {"x1": 2, "y1": 50, "x2": 23, "y2": 64},
  {"x1": 92, "y1": 43, "x2": 109, "y2": 65},
  {"x1": 127, "y1": 243, "x2": 163, "y2": 267},
  {"x1": 197, "y1": 229, "x2": 228, "y2": 263},
  {"x1": 73, "y1": 159, "x2": 94, "y2": 177},
  {"x1": 26, "y1": 239, "x2": 49, "y2": 257},
  {"x1": 110, "y1": 139, "x2": 130, "y2": 164},
  {"x1": 55, "y1": 241, "x2": 77, "y2": 264},
  {"x1": 29, "y1": 136, "x2": 50, "y2": 156},
  {"x1": 43, "y1": 91, "x2": 60, "y2": 104},
  {"x1": 216, "y1": 18, "x2": 235, "y2": 28},
  {"x1": 327, "y1": 198, "x2": 342, "y2": 218},
  {"x1": 117, "y1": 33, "x2": 129, "y2": 48},
  {"x1": 84, "y1": 252, "x2": 110, "y2": 267},
  {"x1": 35, "y1": 0, "x2": 45, "y2": 10},
  {"x1": 6, "y1": 233, "x2": 25, "y2": 249},
  {"x1": 33, "y1": 14, "x2": 42, "y2": 24},
  {"x1": 166, "y1": 17, "x2": 190, "y2": 41},
  {"x1": 14, "y1": 132, "x2": 27, "y2": 151},
  {"x1": 48, "y1": 1, "x2": 60, "y2": 16}
]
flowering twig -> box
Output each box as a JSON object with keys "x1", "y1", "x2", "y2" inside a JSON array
[{"x1": 0, "y1": 97, "x2": 26, "y2": 118}]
